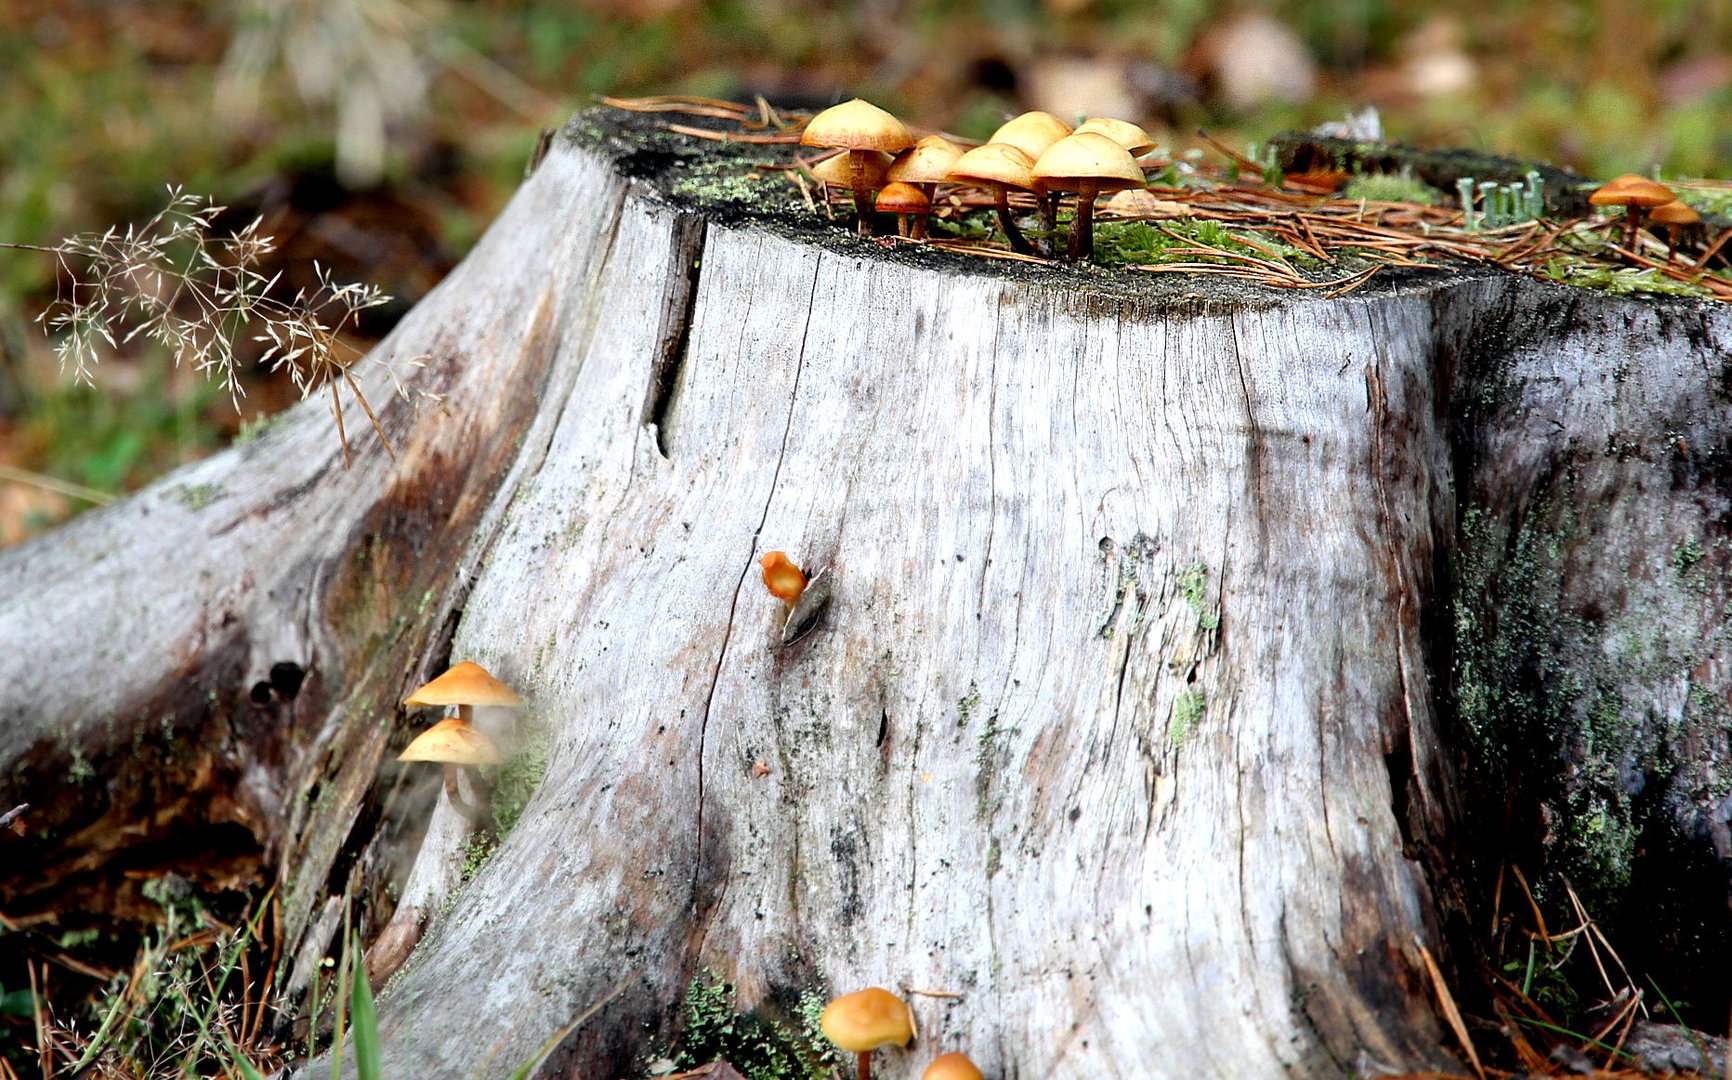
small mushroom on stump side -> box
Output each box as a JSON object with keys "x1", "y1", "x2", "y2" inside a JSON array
[
  {"x1": 759, "y1": 551, "x2": 807, "y2": 611},
  {"x1": 801, "y1": 100, "x2": 914, "y2": 237},
  {"x1": 403, "y1": 659, "x2": 523, "y2": 725},
  {"x1": 759, "y1": 551, "x2": 832, "y2": 644},
  {"x1": 399, "y1": 717, "x2": 504, "y2": 830},
  {"x1": 820, "y1": 987, "x2": 914, "y2": 1080},
  {"x1": 947, "y1": 143, "x2": 1039, "y2": 256},
  {"x1": 1588, "y1": 174, "x2": 1678, "y2": 249},
  {"x1": 1033, "y1": 132, "x2": 1147, "y2": 263},
  {"x1": 922, "y1": 1052, "x2": 985, "y2": 1080}
]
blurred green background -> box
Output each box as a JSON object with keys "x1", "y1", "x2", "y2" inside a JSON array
[{"x1": 2, "y1": 0, "x2": 1729, "y2": 542}]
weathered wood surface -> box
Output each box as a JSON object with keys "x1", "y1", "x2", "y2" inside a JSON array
[{"x1": 3, "y1": 113, "x2": 1731, "y2": 1078}]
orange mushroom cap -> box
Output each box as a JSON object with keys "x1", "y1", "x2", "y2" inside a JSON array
[
  {"x1": 988, "y1": 111, "x2": 1072, "y2": 161},
  {"x1": 812, "y1": 151, "x2": 893, "y2": 189},
  {"x1": 888, "y1": 136, "x2": 965, "y2": 186},
  {"x1": 923, "y1": 1052, "x2": 985, "y2": 1080},
  {"x1": 1032, "y1": 132, "x2": 1146, "y2": 194},
  {"x1": 1073, "y1": 116, "x2": 1159, "y2": 156},
  {"x1": 819, "y1": 987, "x2": 914, "y2": 1053},
  {"x1": 948, "y1": 143, "x2": 1037, "y2": 191},
  {"x1": 1649, "y1": 199, "x2": 1700, "y2": 225},
  {"x1": 1588, "y1": 174, "x2": 1677, "y2": 210},
  {"x1": 759, "y1": 552, "x2": 807, "y2": 604},
  {"x1": 875, "y1": 181, "x2": 932, "y2": 215},
  {"x1": 403, "y1": 661, "x2": 522, "y2": 709},
  {"x1": 801, "y1": 100, "x2": 913, "y2": 154},
  {"x1": 398, "y1": 717, "x2": 503, "y2": 766}
]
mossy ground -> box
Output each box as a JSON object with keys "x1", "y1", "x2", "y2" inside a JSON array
[{"x1": 653, "y1": 973, "x2": 841, "y2": 1080}]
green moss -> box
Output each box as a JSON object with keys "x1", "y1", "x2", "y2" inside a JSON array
[
  {"x1": 1672, "y1": 536, "x2": 1706, "y2": 577},
  {"x1": 1169, "y1": 690, "x2": 1206, "y2": 749},
  {"x1": 494, "y1": 722, "x2": 552, "y2": 835},
  {"x1": 233, "y1": 412, "x2": 281, "y2": 446},
  {"x1": 1092, "y1": 219, "x2": 1325, "y2": 272},
  {"x1": 1534, "y1": 256, "x2": 1712, "y2": 299},
  {"x1": 1341, "y1": 172, "x2": 1438, "y2": 206},
  {"x1": 459, "y1": 833, "x2": 498, "y2": 882},
  {"x1": 170, "y1": 482, "x2": 224, "y2": 510},
  {"x1": 1177, "y1": 562, "x2": 1220, "y2": 631},
  {"x1": 659, "y1": 973, "x2": 841, "y2": 1080}
]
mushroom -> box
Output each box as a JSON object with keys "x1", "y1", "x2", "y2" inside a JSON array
[
  {"x1": 875, "y1": 181, "x2": 932, "y2": 238},
  {"x1": 887, "y1": 135, "x2": 964, "y2": 239},
  {"x1": 1073, "y1": 116, "x2": 1159, "y2": 157},
  {"x1": 922, "y1": 1052, "x2": 985, "y2": 1080},
  {"x1": 1588, "y1": 174, "x2": 1678, "y2": 249},
  {"x1": 1648, "y1": 198, "x2": 1701, "y2": 259},
  {"x1": 820, "y1": 987, "x2": 914, "y2": 1080},
  {"x1": 989, "y1": 111, "x2": 1072, "y2": 252},
  {"x1": 801, "y1": 100, "x2": 914, "y2": 237},
  {"x1": 947, "y1": 143, "x2": 1039, "y2": 256},
  {"x1": 399, "y1": 716, "x2": 503, "y2": 829},
  {"x1": 403, "y1": 660, "x2": 522, "y2": 726},
  {"x1": 812, "y1": 151, "x2": 893, "y2": 195},
  {"x1": 1032, "y1": 132, "x2": 1146, "y2": 263},
  {"x1": 759, "y1": 551, "x2": 807, "y2": 611}
]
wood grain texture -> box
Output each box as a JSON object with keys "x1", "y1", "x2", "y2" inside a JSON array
[{"x1": 5, "y1": 118, "x2": 1732, "y2": 1079}]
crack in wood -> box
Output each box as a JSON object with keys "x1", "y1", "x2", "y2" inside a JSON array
[
  {"x1": 689, "y1": 251, "x2": 823, "y2": 909},
  {"x1": 642, "y1": 212, "x2": 707, "y2": 458}
]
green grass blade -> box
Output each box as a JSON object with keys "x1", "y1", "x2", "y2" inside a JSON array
[
  {"x1": 219, "y1": 1029, "x2": 270, "y2": 1080},
  {"x1": 350, "y1": 934, "x2": 384, "y2": 1080}
]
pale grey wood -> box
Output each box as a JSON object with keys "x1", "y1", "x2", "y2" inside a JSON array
[
  {"x1": 367, "y1": 162, "x2": 1468, "y2": 1075},
  {"x1": 6, "y1": 118, "x2": 1732, "y2": 1080}
]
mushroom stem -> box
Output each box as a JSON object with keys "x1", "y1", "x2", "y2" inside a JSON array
[
  {"x1": 442, "y1": 764, "x2": 496, "y2": 830},
  {"x1": 850, "y1": 152, "x2": 875, "y2": 237},
  {"x1": 1067, "y1": 180, "x2": 1101, "y2": 263},
  {"x1": 1622, "y1": 205, "x2": 1639, "y2": 249},
  {"x1": 992, "y1": 186, "x2": 1035, "y2": 256},
  {"x1": 1039, "y1": 191, "x2": 1060, "y2": 257},
  {"x1": 913, "y1": 182, "x2": 935, "y2": 239},
  {"x1": 458, "y1": 703, "x2": 473, "y2": 725},
  {"x1": 857, "y1": 1050, "x2": 872, "y2": 1080}
]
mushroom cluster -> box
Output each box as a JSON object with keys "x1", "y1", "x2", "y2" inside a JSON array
[
  {"x1": 818, "y1": 986, "x2": 986, "y2": 1080},
  {"x1": 800, "y1": 100, "x2": 1161, "y2": 261},
  {"x1": 1587, "y1": 173, "x2": 1703, "y2": 256},
  {"x1": 400, "y1": 660, "x2": 522, "y2": 830}
]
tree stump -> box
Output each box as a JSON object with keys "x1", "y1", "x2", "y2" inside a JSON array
[{"x1": 3, "y1": 110, "x2": 1731, "y2": 1078}]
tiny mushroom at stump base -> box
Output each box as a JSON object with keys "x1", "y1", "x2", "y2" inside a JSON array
[
  {"x1": 922, "y1": 1052, "x2": 985, "y2": 1080},
  {"x1": 1033, "y1": 132, "x2": 1147, "y2": 263},
  {"x1": 801, "y1": 99, "x2": 914, "y2": 237},
  {"x1": 1588, "y1": 174, "x2": 1678, "y2": 249},
  {"x1": 399, "y1": 716, "x2": 504, "y2": 830},
  {"x1": 820, "y1": 988, "x2": 914, "y2": 1080}
]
